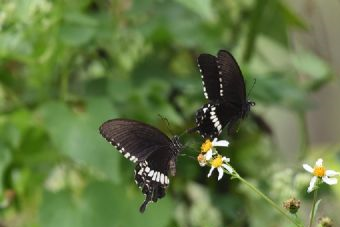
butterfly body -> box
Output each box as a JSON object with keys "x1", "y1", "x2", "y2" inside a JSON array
[
  {"x1": 194, "y1": 50, "x2": 255, "y2": 138},
  {"x1": 99, "y1": 119, "x2": 182, "y2": 213}
]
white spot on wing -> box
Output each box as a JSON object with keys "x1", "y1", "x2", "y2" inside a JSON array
[
  {"x1": 130, "y1": 156, "x2": 138, "y2": 162},
  {"x1": 204, "y1": 92, "x2": 208, "y2": 98},
  {"x1": 152, "y1": 172, "x2": 157, "y2": 181},
  {"x1": 160, "y1": 174, "x2": 165, "y2": 184},
  {"x1": 156, "y1": 172, "x2": 160, "y2": 182}
]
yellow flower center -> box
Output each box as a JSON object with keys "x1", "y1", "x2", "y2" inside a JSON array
[
  {"x1": 211, "y1": 155, "x2": 223, "y2": 168},
  {"x1": 201, "y1": 139, "x2": 212, "y2": 153},
  {"x1": 313, "y1": 166, "x2": 326, "y2": 177}
]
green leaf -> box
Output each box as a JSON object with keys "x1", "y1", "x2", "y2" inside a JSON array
[
  {"x1": 309, "y1": 198, "x2": 322, "y2": 224},
  {"x1": 59, "y1": 12, "x2": 98, "y2": 46},
  {"x1": 277, "y1": 1, "x2": 307, "y2": 29},
  {"x1": 39, "y1": 181, "x2": 174, "y2": 227},
  {"x1": 291, "y1": 52, "x2": 331, "y2": 91},
  {"x1": 313, "y1": 199, "x2": 322, "y2": 217},
  {"x1": 37, "y1": 99, "x2": 120, "y2": 183},
  {"x1": 251, "y1": 74, "x2": 308, "y2": 111},
  {"x1": 174, "y1": 0, "x2": 215, "y2": 22}
]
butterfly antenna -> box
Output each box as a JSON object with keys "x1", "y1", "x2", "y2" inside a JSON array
[
  {"x1": 178, "y1": 127, "x2": 193, "y2": 139},
  {"x1": 158, "y1": 114, "x2": 174, "y2": 137},
  {"x1": 179, "y1": 153, "x2": 196, "y2": 161},
  {"x1": 247, "y1": 78, "x2": 256, "y2": 99}
]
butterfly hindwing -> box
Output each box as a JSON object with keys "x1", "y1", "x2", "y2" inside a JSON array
[
  {"x1": 195, "y1": 102, "x2": 241, "y2": 138},
  {"x1": 99, "y1": 119, "x2": 181, "y2": 213},
  {"x1": 135, "y1": 157, "x2": 171, "y2": 212}
]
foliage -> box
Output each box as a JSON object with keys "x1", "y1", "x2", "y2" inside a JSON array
[{"x1": 0, "y1": 0, "x2": 338, "y2": 227}]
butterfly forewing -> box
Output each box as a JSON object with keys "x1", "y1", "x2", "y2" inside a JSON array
[
  {"x1": 217, "y1": 50, "x2": 247, "y2": 105},
  {"x1": 197, "y1": 53, "x2": 222, "y2": 101},
  {"x1": 100, "y1": 119, "x2": 172, "y2": 162},
  {"x1": 99, "y1": 119, "x2": 180, "y2": 213}
]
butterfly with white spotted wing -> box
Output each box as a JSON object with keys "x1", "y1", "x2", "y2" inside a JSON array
[
  {"x1": 192, "y1": 50, "x2": 255, "y2": 138},
  {"x1": 99, "y1": 119, "x2": 182, "y2": 213}
]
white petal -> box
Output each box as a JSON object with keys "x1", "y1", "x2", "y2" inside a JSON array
[
  {"x1": 307, "y1": 176, "x2": 318, "y2": 193},
  {"x1": 326, "y1": 170, "x2": 340, "y2": 177},
  {"x1": 322, "y1": 176, "x2": 338, "y2": 185},
  {"x1": 212, "y1": 138, "x2": 218, "y2": 143},
  {"x1": 222, "y1": 164, "x2": 233, "y2": 174},
  {"x1": 222, "y1": 157, "x2": 230, "y2": 163},
  {"x1": 303, "y1": 164, "x2": 313, "y2": 173},
  {"x1": 315, "y1": 158, "x2": 323, "y2": 167},
  {"x1": 207, "y1": 167, "x2": 215, "y2": 178},
  {"x1": 217, "y1": 167, "x2": 224, "y2": 180},
  {"x1": 205, "y1": 149, "x2": 213, "y2": 160},
  {"x1": 212, "y1": 140, "x2": 229, "y2": 147}
]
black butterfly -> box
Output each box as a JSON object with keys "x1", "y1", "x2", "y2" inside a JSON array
[
  {"x1": 99, "y1": 119, "x2": 182, "y2": 213},
  {"x1": 193, "y1": 50, "x2": 255, "y2": 138}
]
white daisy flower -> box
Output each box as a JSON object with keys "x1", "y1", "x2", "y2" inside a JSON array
[
  {"x1": 303, "y1": 158, "x2": 340, "y2": 193},
  {"x1": 200, "y1": 138, "x2": 229, "y2": 160},
  {"x1": 207, "y1": 155, "x2": 233, "y2": 180}
]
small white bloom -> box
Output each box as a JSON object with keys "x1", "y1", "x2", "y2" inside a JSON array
[
  {"x1": 303, "y1": 158, "x2": 339, "y2": 193},
  {"x1": 207, "y1": 155, "x2": 233, "y2": 181},
  {"x1": 200, "y1": 138, "x2": 229, "y2": 160}
]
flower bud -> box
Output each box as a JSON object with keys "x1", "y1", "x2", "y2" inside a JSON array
[
  {"x1": 283, "y1": 198, "x2": 300, "y2": 214},
  {"x1": 318, "y1": 217, "x2": 333, "y2": 227},
  {"x1": 197, "y1": 153, "x2": 207, "y2": 167}
]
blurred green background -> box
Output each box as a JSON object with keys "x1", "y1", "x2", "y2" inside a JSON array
[{"x1": 1, "y1": 0, "x2": 340, "y2": 227}]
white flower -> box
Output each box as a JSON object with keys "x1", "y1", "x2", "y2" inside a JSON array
[
  {"x1": 200, "y1": 138, "x2": 229, "y2": 160},
  {"x1": 303, "y1": 158, "x2": 339, "y2": 193},
  {"x1": 207, "y1": 155, "x2": 233, "y2": 180}
]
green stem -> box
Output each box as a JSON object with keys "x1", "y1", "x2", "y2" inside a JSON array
[
  {"x1": 308, "y1": 189, "x2": 318, "y2": 227},
  {"x1": 298, "y1": 111, "x2": 309, "y2": 161},
  {"x1": 235, "y1": 174, "x2": 302, "y2": 227}
]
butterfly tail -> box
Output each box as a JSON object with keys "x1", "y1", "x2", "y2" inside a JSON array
[
  {"x1": 139, "y1": 198, "x2": 150, "y2": 213},
  {"x1": 139, "y1": 184, "x2": 165, "y2": 213}
]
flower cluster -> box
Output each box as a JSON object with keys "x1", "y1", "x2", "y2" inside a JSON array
[
  {"x1": 303, "y1": 158, "x2": 339, "y2": 193},
  {"x1": 197, "y1": 138, "x2": 233, "y2": 180}
]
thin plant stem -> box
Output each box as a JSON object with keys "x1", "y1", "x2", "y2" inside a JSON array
[
  {"x1": 308, "y1": 189, "x2": 318, "y2": 227},
  {"x1": 298, "y1": 111, "x2": 309, "y2": 161},
  {"x1": 234, "y1": 173, "x2": 303, "y2": 227}
]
